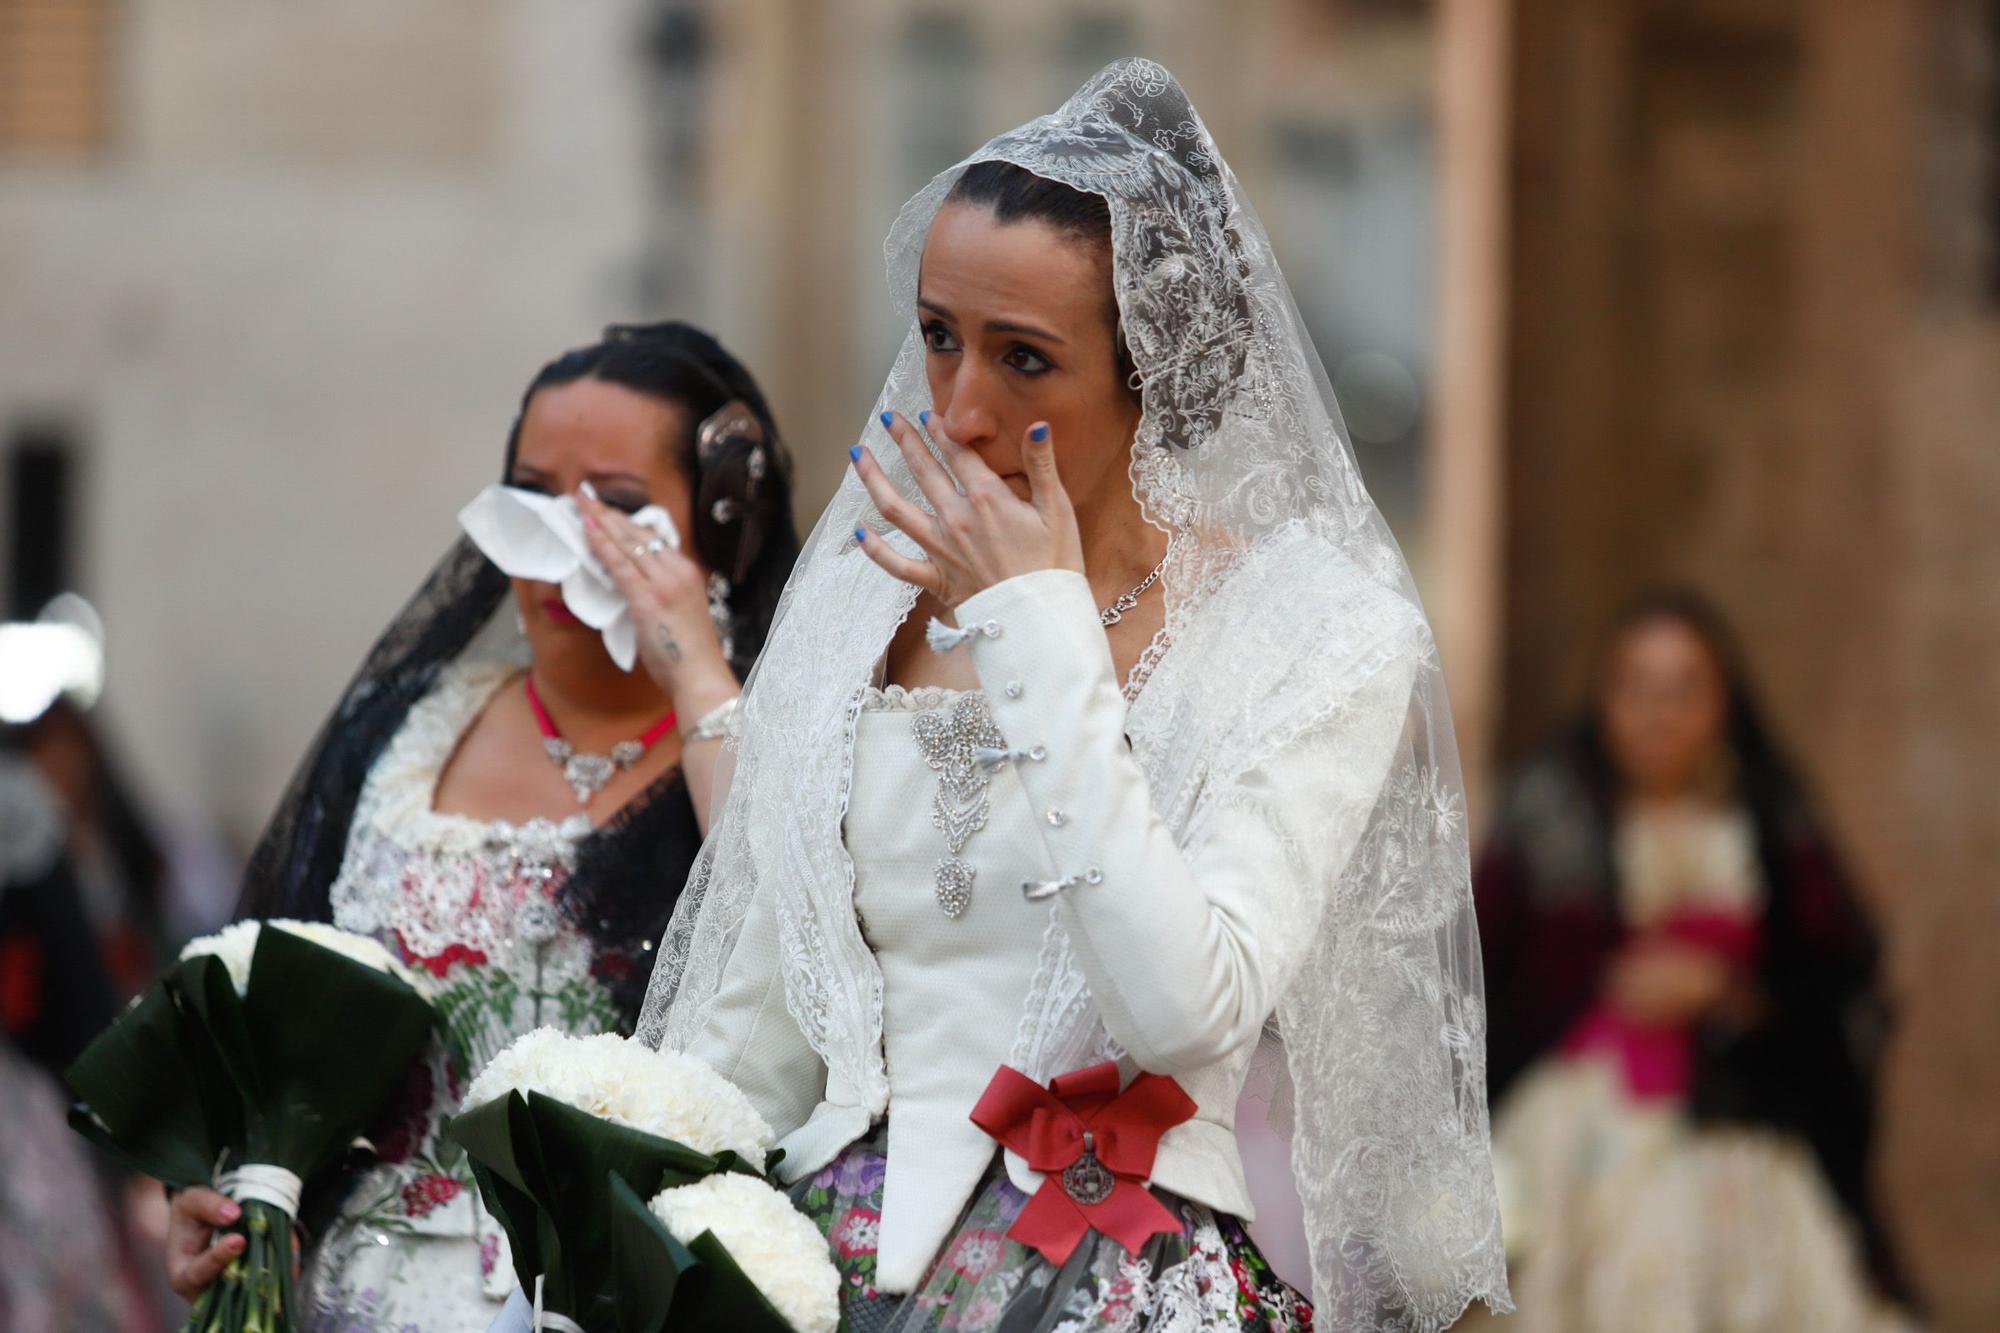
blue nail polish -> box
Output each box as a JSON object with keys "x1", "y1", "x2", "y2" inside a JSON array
[
  {"x1": 849, "y1": 444, "x2": 862, "y2": 463},
  {"x1": 918, "y1": 409, "x2": 931, "y2": 425},
  {"x1": 1030, "y1": 422, "x2": 1050, "y2": 442},
  {"x1": 879, "y1": 411, "x2": 894, "y2": 429},
  {"x1": 854, "y1": 526, "x2": 868, "y2": 543}
]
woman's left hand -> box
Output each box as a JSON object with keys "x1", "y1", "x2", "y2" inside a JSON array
[{"x1": 851, "y1": 412, "x2": 1084, "y2": 607}]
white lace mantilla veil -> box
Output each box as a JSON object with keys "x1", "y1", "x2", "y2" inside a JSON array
[{"x1": 637, "y1": 58, "x2": 1511, "y2": 1329}]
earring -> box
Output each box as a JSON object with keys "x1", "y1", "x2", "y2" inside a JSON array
[
  {"x1": 514, "y1": 608, "x2": 528, "y2": 635},
  {"x1": 707, "y1": 572, "x2": 736, "y2": 664}
]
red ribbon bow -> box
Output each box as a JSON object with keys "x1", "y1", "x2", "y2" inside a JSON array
[{"x1": 969, "y1": 1061, "x2": 1197, "y2": 1267}]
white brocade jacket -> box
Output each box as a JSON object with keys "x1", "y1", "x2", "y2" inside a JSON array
[{"x1": 689, "y1": 569, "x2": 1420, "y2": 1294}]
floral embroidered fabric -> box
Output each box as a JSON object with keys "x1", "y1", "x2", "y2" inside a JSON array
[{"x1": 303, "y1": 657, "x2": 627, "y2": 1333}]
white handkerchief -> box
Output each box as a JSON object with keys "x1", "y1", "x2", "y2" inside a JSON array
[{"x1": 458, "y1": 484, "x2": 679, "y2": 672}]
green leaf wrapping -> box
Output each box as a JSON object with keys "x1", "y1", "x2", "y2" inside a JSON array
[
  {"x1": 603, "y1": 1181, "x2": 796, "y2": 1333},
  {"x1": 607, "y1": 1174, "x2": 696, "y2": 1333},
  {"x1": 239, "y1": 926, "x2": 438, "y2": 1170},
  {"x1": 674, "y1": 1230, "x2": 801, "y2": 1333},
  {"x1": 448, "y1": 1091, "x2": 791, "y2": 1333},
  {"x1": 64, "y1": 958, "x2": 238, "y2": 1187},
  {"x1": 69, "y1": 927, "x2": 436, "y2": 1189},
  {"x1": 65, "y1": 928, "x2": 436, "y2": 1333}
]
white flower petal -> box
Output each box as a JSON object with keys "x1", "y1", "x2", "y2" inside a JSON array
[
  {"x1": 648, "y1": 1173, "x2": 840, "y2": 1333},
  {"x1": 461, "y1": 1029, "x2": 774, "y2": 1166},
  {"x1": 179, "y1": 919, "x2": 426, "y2": 997}
]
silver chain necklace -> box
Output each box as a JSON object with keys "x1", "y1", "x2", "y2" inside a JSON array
[{"x1": 1098, "y1": 539, "x2": 1176, "y2": 626}]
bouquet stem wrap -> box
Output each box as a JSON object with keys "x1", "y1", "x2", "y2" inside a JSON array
[
  {"x1": 216, "y1": 1164, "x2": 305, "y2": 1215},
  {"x1": 532, "y1": 1275, "x2": 587, "y2": 1333}
]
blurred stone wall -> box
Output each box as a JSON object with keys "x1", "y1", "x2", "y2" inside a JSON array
[{"x1": 0, "y1": 0, "x2": 650, "y2": 839}]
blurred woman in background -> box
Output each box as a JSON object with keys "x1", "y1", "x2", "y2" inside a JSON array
[
  {"x1": 1477, "y1": 589, "x2": 1914, "y2": 1331},
  {"x1": 9, "y1": 698, "x2": 176, "y2": 997},
  {"x1": 6, "y1": 685, "x2": 222, "y2": 1331},
  {"x1": 160, "y1": 321, "x2": 797, "y2": 1332},
  {"x1": 0, "y1": 753, "x2": 159, "y2": 1333}
]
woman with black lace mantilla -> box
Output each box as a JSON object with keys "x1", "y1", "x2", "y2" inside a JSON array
[{"x1": 163, "y1": 322, "x2": 797, "y2": 1333}]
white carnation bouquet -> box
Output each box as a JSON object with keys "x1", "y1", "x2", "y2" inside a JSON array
[
  {"x1": 67, "y1": 919, "x2": 436, "y2": 1333},
  {"x1": 450, "y1": 1026, "x2": 838, "y2": 1333},
  {"x1": 646, "y1": 1173, "x2": 840, "y2": 1333},
  {"x1": 181, "y1": 917, "x2": 426, "y2": 994}
]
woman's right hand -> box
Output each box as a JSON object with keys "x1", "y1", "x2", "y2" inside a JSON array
[
  {"x1": 1607, "y1": 942, "x2": 1733, "y2": 1029},
  {"x1": 166, "y1": 1186, "x2": 244, "y2": 1301},
  {"x1": 574, "y1": 487, "x2": 738, "y2": 708}
]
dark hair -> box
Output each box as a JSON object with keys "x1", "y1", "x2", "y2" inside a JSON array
[
  {"x1": 503, "y1": 321, "x2": 796, "y2": 675},
  {"x1": 1572, "y1": 589, "x2": 1864, "y2": 1042},
  {"x1": 942, "y1": 161, "x2": 1138, "y2": 397},
  {"x1": 1580, "y1": 587, "x2": 1792, "y2": 811},
  {"x1": 945, "y1": 159, "x2": 1114, "y2": 247},
  {"x1": 1602, "y1": 585, "x2": 1749, "y2": 673},
  {"x1": 2, "y1": 698, "x2": 167, "y2": 954}
]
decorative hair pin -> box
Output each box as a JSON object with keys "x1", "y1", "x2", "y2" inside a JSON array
[{"x1": 696, "y1": 398, "x2": 765, "y2": 468}]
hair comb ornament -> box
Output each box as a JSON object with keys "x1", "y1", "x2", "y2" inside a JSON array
[
  {"x1": 696, "y1": 398, "x2": 765, "y2": 472},
  {"x1": 697, "y1": 397, "x2": 767, "y2": 529}
]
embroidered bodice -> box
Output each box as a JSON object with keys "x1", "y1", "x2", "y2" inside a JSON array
[{"x1": 313, "y1": 657, "x2": 626, "y2": 1311}]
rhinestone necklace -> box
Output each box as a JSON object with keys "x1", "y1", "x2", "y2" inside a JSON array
[{"x1": 524, "y1": 676, "x2": 677, "y2": 805}]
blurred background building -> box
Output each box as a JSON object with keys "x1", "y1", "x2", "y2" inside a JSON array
[{"x1": 0, "y1": 0, "x2": 1994, "y2": 1326}]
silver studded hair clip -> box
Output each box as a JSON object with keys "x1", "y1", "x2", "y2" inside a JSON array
[{"x1": 697, "y1": 398, "x2": 767, "y2": 528}]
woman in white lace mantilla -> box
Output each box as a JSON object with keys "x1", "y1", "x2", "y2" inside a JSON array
[
  {"x1": 166, "y1": 323, "x2": 798, "y2": 1333},
  {"x1": 636, "y1": 61, "x2": 1510, "y2": 1331}
]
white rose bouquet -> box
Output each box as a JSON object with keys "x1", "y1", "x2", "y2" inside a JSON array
[
  {"x1": 449, "y1": 1027, "x2": 839, "y2": 1333},
  {"x1": 65, "y1": 919, "x2": 435, "y2": 1333}
]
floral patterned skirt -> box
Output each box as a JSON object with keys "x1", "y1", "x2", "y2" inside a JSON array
[{"x1": 790, "y1": 1130, "x2": 1311, "y2": 1333}]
